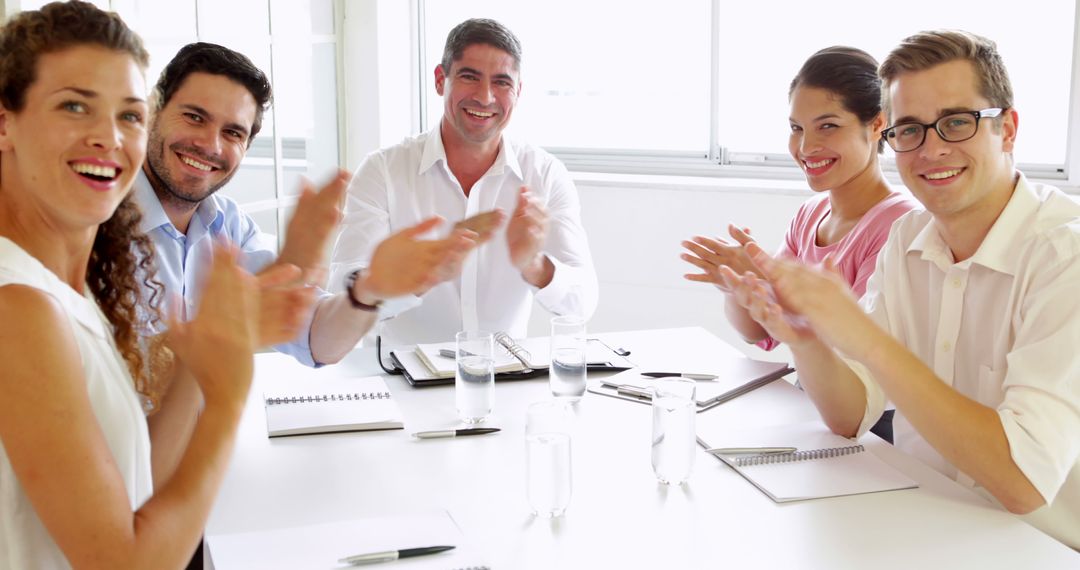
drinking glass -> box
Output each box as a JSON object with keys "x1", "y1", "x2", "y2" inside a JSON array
[
  {"x1": 550, "y1": 315, "x2": 587, "y2": 401},
  {"x1": 526, "y1": 400, "x2": 574, "y2": 517},
  {"x1": 455, "y1": 330, "x2": 494, "y2": 424},
  {"x1": 651, "y1": 377, "x2": 696, "y2": 485}
]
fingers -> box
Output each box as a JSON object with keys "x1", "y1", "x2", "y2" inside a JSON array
[
  {"x1": 401, "y1": 216, "x2": 444, "y2": 239},
  {"x1": 728, "y1": 224, "x2": 755, "y2": 246},
  {"x1": 257, "y1": 262, "x2": 303, "y2": 289}
]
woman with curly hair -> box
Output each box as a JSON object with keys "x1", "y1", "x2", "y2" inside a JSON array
[{"x1": 0, "y1": 2, "x2": 309, "y2": 568}]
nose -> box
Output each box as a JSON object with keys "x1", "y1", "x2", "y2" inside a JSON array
[
  {"x1": 86, "y1": 115, "x2": 122, "y2": 151},
  {"x1": 473, "y1": 78, "x2": 495, "y2": 106},
  {"x1": 918, "y1": 126, "x2": 951, "y2": 160},
  {"x1": 800, "y1": 130, "x2": 823, "y2": 156}
]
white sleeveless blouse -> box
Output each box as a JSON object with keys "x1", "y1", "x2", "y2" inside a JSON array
[{"x1": 0, "y1": 237, "x2": 153, "y2": 569}]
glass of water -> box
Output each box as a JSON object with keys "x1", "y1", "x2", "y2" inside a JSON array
[
  {"x1": 526, "y1": 400, "x2": 574, "y2": 517},
  {"x1": 550, "y1": 315, "x2": 587, "y2": 401},
  {"x1": 651, "y1": 377, "x2": 696, "y2": 485},
  {"x1": 455, "y1": 330, "x2": 494, "y2": 424}
]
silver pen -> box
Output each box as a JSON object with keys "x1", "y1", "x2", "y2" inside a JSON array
[
  {"x1": 640, "y1": 371, "x2": 719, "y2": 381},
  {"x1": 339, "y1": 545, "x2": 455, "y2": 565},
  {"x1": 707, "y1": 447, "x2": 797, "y2": 455}
]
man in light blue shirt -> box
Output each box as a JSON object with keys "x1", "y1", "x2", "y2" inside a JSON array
[{"x1": 136, "y1": 43, "x2": 480, "y2": 367}]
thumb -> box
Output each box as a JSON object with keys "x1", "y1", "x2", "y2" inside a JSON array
[{"x1": 728, "y1": 223, "x2": 755, "y2": 245}]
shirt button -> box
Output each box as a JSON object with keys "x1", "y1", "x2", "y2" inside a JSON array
[
  {"x1": 942, "y1": 341, "x2": 952, "y2": 352},
  {"x1": 952, "y1": 278, "x2": 962, "y2": 288}
]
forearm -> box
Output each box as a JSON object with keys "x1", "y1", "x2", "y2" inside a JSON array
[
  {"x1": 521, "y1": 254, "x2": 555, "y2": 288},
  {"x1": 123, "y1": 403, "x2": 245, "y2": 568},
  {"x1": 147, "y1": 365, "x2": 203, "y2": 488},
  {"x1": 862, "y1": 338, "x2": 1045, "y2": 513},
  {"x1": 723, "y1": 294, "x2": 768, "y2": 344},
  {"x1": 309, "y1": 294, "x2": 377, "y2": 365},
  {"x1": 789, "y1": 338, "x2": 869, "y2": 438}
]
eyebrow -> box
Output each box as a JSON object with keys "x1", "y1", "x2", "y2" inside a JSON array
[
  {"x1": 54, "y1": 86, "x2": 145, "y2": 105},
  {"x1": 893, "y1": 107, "x2": 979, "y2": 125},
  {"x1": 180, "y1": 103, "x2": 250, "y2": 137},
  {"x1": 454, "y1": 66, "x2": 516, "y2": 84}
]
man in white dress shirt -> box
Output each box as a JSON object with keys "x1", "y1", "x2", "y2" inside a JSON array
[
  {"x1": 330, "y1": 18, "x2": 598, "y2": 353},
  {"x1": 720, "y1": 30, "x2": 1079, "y2": 548}
]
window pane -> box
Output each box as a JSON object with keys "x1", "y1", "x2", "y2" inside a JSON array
[
  {"x1": 274, "y1": 41, "x2": 341, "y2": 195},
  {"x1": 717, "y1": 0, "x2": 1074, "y2": 167},
  {"x1": 116, "y1": 0, "x2": 196, "y2": 40},
  {"x1": 424, "y1": 0, "x2": 711, "y2": 152},
  {"x1": 270, "y1": 0, "x2": 335, "y2": 36},
  {"x1": 197, "y1": 0, "x2": 269, "y2": 39}
]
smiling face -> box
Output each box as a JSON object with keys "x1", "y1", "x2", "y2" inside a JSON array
[
  {"x1": 888, "y1": 59, "x2": 1017, "y2": 223},
  {"x1": 435, "y1": 43, "x2": 520, "y2": 153},
  {"x1": 144, "y1": 71, "x2": 256, "y2": 208},
  {"x1": 788, "y1": 85, "x2": 883, "y2": 193},
  {"x1": 0, "y1": 44, "x2": 147, "y2": 232}
]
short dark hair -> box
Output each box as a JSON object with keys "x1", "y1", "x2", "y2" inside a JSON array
[
  {"x1": 440, "y1": 18, "x2": 522, "y2": 74},
  {"x1": 879, "y1": 30, "x2": 1013, "y2": 122},
  {"x1": 790, "y1": 46, "x2": 884, "y2": 153},
  {"x1": 0, "y1": 0, "x2": 149, "y2": 112},
  {"x1": 152, "y1": 42, "x2": 272, "y2": 145}
]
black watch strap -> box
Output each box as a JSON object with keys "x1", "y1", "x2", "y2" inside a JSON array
[{"x1": 345, "y1": 269, "x2": 382, "y2": 311}]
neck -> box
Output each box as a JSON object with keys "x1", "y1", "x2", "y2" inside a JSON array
[
  {"x1": 0, "y1": 188, "x2": 95, "y2": 292},
  {"x1": 935, "y1": 170, "x2": 1019, "y2": 262},
  {"x1": 826, "y1": 156, "x2": 893, "y2": 221},
  {"x1": 440, "y1": 120, "x2": 500, "y2": 195},
  {"x1": 143, "y1": 163, "x2": 198, "y2": 234}
]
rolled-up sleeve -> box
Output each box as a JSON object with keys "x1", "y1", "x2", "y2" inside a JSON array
[
  {"x1": 531, "y1": 161, "x2": 598, "y2": 320},
  {"x1": 997, "y1": 254, "x2": 1080, "y2": 504}
]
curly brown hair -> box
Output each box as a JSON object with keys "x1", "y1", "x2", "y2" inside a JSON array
[{"x1": 0, "y1": 1, "x2": 169, "y2": 410}]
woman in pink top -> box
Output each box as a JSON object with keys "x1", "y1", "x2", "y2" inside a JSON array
[{"x1": 683, "y1": 46, "x2": 917, "y2": 351}]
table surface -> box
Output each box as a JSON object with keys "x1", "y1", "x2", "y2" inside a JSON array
[{"x1": 205, "y1": 327, "x2": 1078, "y2": 569}]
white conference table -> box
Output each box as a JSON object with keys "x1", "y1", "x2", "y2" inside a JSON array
[{"x1": 205, "y1": 327, "x2": 1077, "y2": 569}]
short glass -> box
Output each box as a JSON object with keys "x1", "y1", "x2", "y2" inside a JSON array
[
  {"x1": 454, "y1": 330, "x2": 494, "y2": 424},
  {"x1": 526, "y1": 400, "x2": 574, "y2": 517},
  {"x1": 651, "y1": 377, "x2": 696, "y2": 485},
  {"x1": 549, "y1": 316, "x2": 587, "y2": 401}
]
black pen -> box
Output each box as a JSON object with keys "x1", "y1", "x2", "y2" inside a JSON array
[
  {"x1": 641, "y1": 371, "x2": 719, "y2": 381},
  {"x1": 413, "y1": 428, "x2": 500, "y2": 439},
  {"x1": 339, "y1": 545, "x2": 455, "y2": 565}
]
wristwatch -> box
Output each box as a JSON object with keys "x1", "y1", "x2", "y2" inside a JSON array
[{"x1": 344, "y1": 268, "x2": 382, "y2": 311}]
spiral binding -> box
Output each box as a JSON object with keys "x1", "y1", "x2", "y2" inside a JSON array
[
  {"x1": 452, "y1": 566, "x2": 490, "y2": 570},
  {"x1": 494, "y1": 331, "x2": 533, "y2": 371},
  {"x1": 731, "y1": 444, "x2": 865, "y2": 467},
  {"x1": 265, "y1": 392, "x2": 390, "y2": 405}
]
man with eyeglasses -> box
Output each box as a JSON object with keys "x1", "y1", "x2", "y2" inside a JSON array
[{"x1": 719, "y1": 30, "x2": 1079, "y2": 548}]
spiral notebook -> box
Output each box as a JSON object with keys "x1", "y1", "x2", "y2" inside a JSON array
[
  {"x1": 263, "y1": 376, "x2": 404, "y2": 437},
  {"x1": 699, "y1": 420, "x2": 917, "y2": 502},
  {"x1": 207, "y1": 510, "x2": 488, "y2": 570}
]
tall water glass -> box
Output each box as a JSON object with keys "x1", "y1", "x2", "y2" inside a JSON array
[
  {"x1": 550, "y1": 316, "x2": 587, "y2": 400},
  {"x1": 526, "y1": 400, "x2": 574, "y2": 517},
  {"x1": 455, "y1": 331, "x2": 494, "y2": 424},
  {"x1": 651, "y1": 377, "x2": 696, "y2": 485}
]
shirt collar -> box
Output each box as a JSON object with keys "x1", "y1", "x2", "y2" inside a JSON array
[
  {"x1": 906, "y1": 173, "x2": 1037, "y2": 275},
  {"x1": 133, "y1": 168, "x2": 225, "y2": 236},
  {"x1": 417, "y1": 125, "x2": 524, "y2": 183}
]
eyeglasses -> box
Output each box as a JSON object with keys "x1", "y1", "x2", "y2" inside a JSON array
[{"x1": 881, "y1": 108, "x2": 1004, "y2": 153}]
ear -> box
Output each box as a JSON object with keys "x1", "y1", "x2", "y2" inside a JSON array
[
  {"x1": 1001, "y1": 108, "x2": 1019, "y2": 153},
  {"x1": 434, "y1": 64, "x2": 447, "y2": 96},
  {"x1": 0, "y1": 104, "x2": 13, "y2": 152},
  {"x1": 870, "y1": 111, "x2": 886, "y2": 135}
]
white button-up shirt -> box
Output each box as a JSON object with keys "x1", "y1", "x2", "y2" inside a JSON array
[
  {"x1": 850, "y1": 175, "x2": 1080, "y2": 548},
  {"x1": 329, "y1": 129, "x2": 598, "y2": 349}
]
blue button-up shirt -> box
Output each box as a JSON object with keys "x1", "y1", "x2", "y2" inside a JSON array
[{"x1": 132, "y1": 170, "x2": 320, "y2": 366}]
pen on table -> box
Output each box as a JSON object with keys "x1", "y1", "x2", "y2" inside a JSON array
[
  {"x1": 706, "y1": 447, "x2": 797, "y2": 455},
  {"x1": 439, "y1": 348, "x2": 478, "y2": 358},
  {"x1": 339, "y1": 545, "x2": 455, "y2": 566},
  {"x1": 641, "y1": 372, "x2": 719, "y2": 381},
  {"x1": 413, "y1": 428, "x2": 501, "y2": 439}
]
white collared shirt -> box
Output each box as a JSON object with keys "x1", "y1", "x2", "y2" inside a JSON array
[
  {"x1": 850, "y1": 174, "x2": 1080, "y2": 548},
  {"x1": 329, "y1": 128, "x2": 598, "y2": 349}
]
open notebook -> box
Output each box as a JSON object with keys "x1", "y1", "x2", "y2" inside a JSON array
[
  {"x1": 207, "y1": 511, "x2": 487, "y2": 570},
  {"x1": 263, "y1": 376, "x2": 404, "y2": 437},
  {"x1": 586, "y1": 357, "x2": 793, "y2": 412},
  {"x1": 392, "y1": 336, "x2": 634, "y2": 386},
  {"x1": 699, "y1": 420, "x2": 918, "y2": 502}
]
